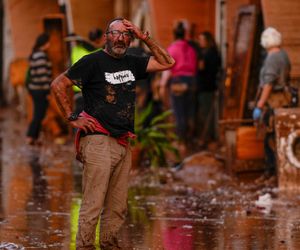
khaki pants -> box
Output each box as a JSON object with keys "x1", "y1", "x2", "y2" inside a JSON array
[{"x1": 76, "y1": 135, "x2": 131, "y2": 250}]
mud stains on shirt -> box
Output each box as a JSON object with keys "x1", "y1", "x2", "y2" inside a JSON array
[{"x1": 65, "y1": 50, "x2": 150, "y2": 137}]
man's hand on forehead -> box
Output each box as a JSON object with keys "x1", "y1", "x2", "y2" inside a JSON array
[
  {"x1": 122, "y1": 19, "x2": 149, "y2": 41},
  {"x1": 122, "y1": 19, "x2": 135, "y2": 33}
]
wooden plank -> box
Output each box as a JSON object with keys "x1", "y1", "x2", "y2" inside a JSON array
[
  {"x1": 261, "y1": 0, "x2": 300, "y2": 78},
  {"x1": 226, "y1": 0, "x2": 261, "y2": 62},
  {"x1": 223, "y1": 5, "x2": 258, "y2": 119}
]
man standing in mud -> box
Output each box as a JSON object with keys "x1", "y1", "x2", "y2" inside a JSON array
[{"x1": 51, "y1": 18, "x2": 175, "y2": 249}]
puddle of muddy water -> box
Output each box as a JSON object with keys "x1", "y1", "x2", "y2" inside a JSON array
[
  {"x1": 2, "y1": 147, "x2": 300, "y2": 249},
  {"x1": 1, "y1": 108, "x2": 300, "y2": 249},
  {"x1": 122, "y1": 184, "x2": 300, "y2": 249}
]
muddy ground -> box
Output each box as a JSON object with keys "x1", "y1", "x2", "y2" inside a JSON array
[{"x1": 0, "y1": 108, "x2": 300, "y2": 250}]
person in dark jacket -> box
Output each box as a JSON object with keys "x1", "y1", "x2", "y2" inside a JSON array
[
  {"x1": 196, "y1": 31, "x2": 221, "y2": 146},
  {"x1": 26, "y1": 33, "x2": 52, "y2": 145}
]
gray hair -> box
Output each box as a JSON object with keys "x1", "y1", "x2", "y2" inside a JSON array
[{"x1": 260, "y1": 27, "x2": 282, "y2": 49}]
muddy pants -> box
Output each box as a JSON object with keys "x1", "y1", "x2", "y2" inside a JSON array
[{"x1": 76, "y1": 134, "x2": 131, "y2": 250}]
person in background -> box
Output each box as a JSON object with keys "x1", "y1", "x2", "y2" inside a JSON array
[
  {"x1": 67, "y1": 29, "x2": 105, "y2": 67},
  {"x1": 88, "y1": 28, "x2": 105, "y2": 49},
  {"x1": 66, "y1": 29, "x2": 105, "y2": 115},
  {"x1": 26, "y1": 33, "x2": 52, "y2": 145},
  {"x1": 127, "y1": 40, "x2": 161, "y2": 127},
  {"x1": 196, "y1": 31, "x2": 221, "y2": 147},
  {"x1": 159, "y1": 21, "x2": 197, "y2": 154},
  {"x1": 51, "y1": 17, "x2": 174, "y2": 249},
  {"x1": 252, "y1": 27, "x2": 291, "y2": 177}
]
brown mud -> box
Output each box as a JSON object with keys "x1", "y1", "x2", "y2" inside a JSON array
[{"x1": 0, "y1": 109, "x2": 300, "y2": 249}]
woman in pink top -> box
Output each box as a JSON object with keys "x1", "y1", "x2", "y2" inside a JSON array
[{"x1": 160, "y1": 21, "x2": 197, "y2": 148}]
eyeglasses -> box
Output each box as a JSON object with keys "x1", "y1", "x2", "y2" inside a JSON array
[{"x1": 106, "y1": 30, "x2": 132, "y2": 39}]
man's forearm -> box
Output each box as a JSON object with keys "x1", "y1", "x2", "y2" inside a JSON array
[
  {"x1": 122, "y1": 19, "x2": 174, "y2": 69},
  {"x1": 51, "y1": 74, "x2": 73, "y2": 119},
  {"x1": 143, "y1": 36, "x2": 175, "y2": 66},
  {"x1": 257, "y1": 84, "x2": 273, "y2": 108}
]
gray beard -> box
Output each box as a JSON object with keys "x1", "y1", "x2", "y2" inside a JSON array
[{"x1": 106, "y1": 45, "x2": 126, "y2": 59}]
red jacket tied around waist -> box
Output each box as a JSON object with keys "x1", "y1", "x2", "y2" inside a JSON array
[{"x1": 75, "y1": 111, "x2": 136, "y2": 162}]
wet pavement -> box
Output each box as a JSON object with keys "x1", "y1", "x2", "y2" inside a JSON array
[{"x1": 1, "y1": 108, "x2": 300, "y2": 249}]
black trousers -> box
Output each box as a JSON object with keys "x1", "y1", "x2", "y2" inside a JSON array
[
  {"x1": 263, "y1": 108, "x2": 276, "y2": 175},
  {"x1": 26, "y1": 90, "x2": 49, "y2": 140}
]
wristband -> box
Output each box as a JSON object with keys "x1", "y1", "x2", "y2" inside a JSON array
[{"x1": 67, "y1": 112, "x2": 79, "y2": 121}]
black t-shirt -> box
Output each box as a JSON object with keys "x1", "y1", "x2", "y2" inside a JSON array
[{"x1": 66, "y1": 50, "x2": 150, "y2": 137}]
